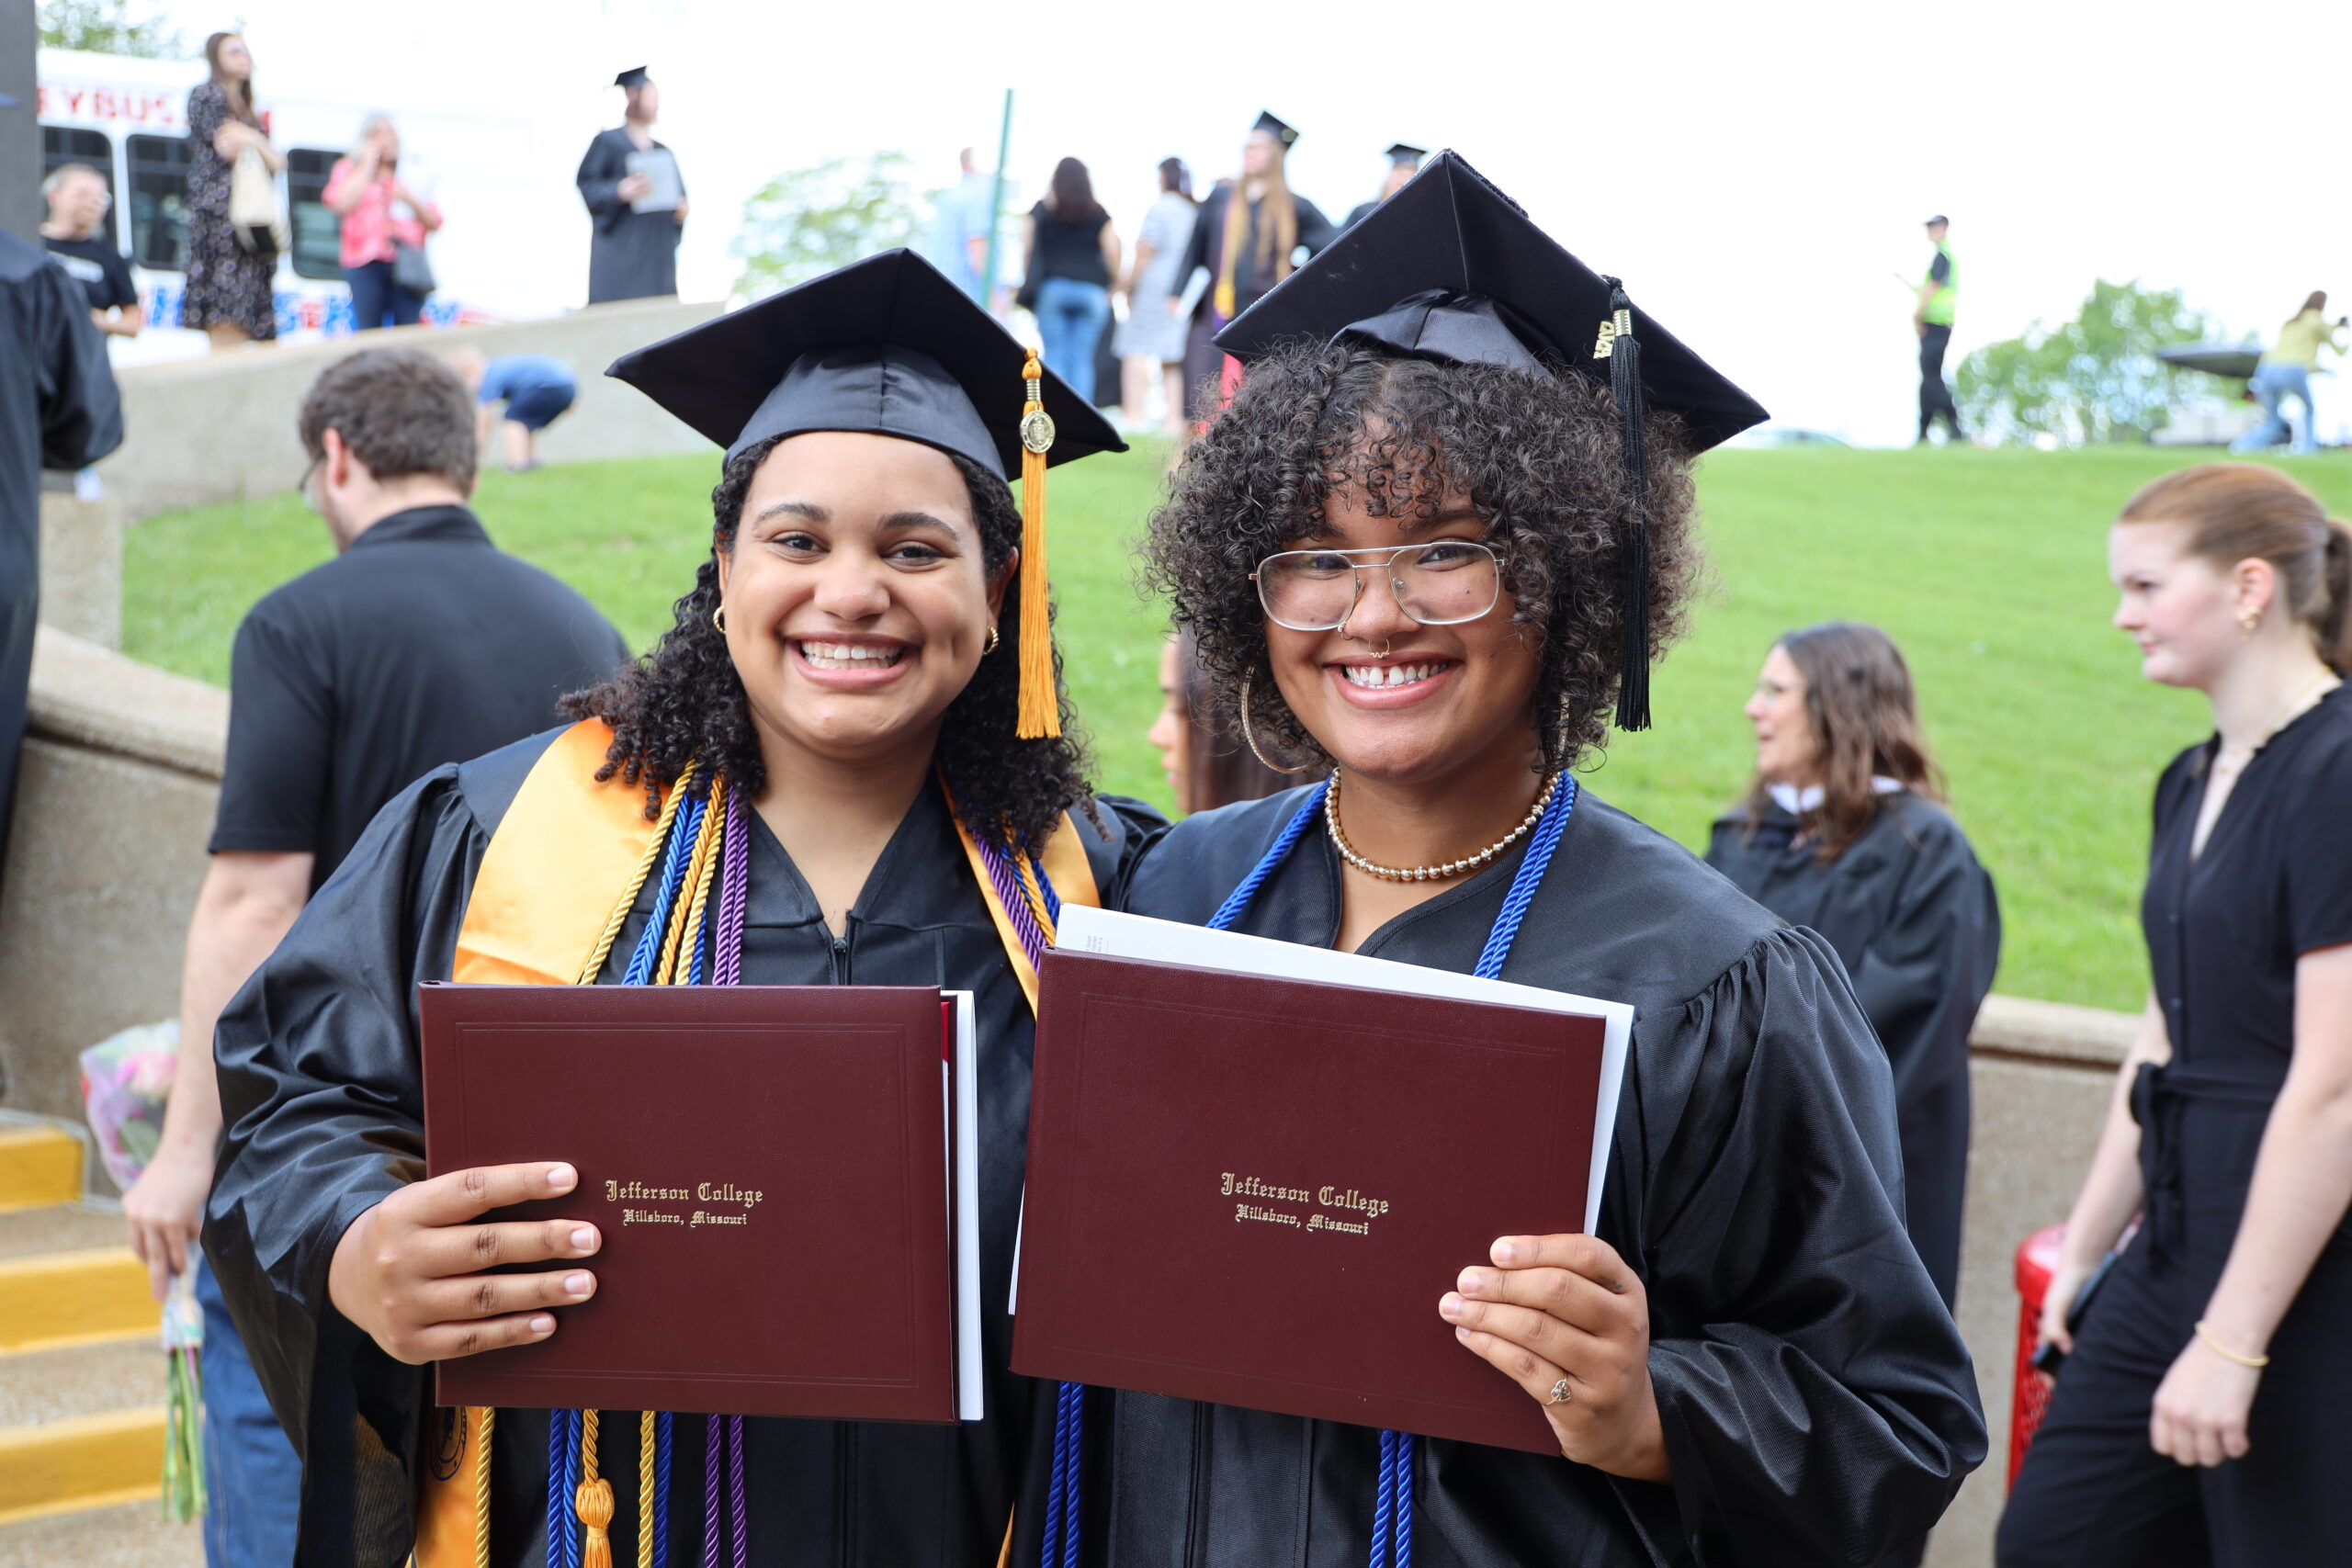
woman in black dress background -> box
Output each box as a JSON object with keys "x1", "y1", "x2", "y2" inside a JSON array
[
  {"x1": 1705, "y1": 621, "x2": 1999, "y2": 1316},
  {"x1": 1999, "y1": 463, "x2": 2352, "y2": 1566},
  {"x1": 182, "y1": 31, "x2": 280, "y2": 348}
]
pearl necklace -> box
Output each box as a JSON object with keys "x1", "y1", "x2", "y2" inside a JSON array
[{"x1": 1324, "y1": 770, "x2": 1561, "y2": 883}]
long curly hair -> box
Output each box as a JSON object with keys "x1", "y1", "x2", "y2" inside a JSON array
[
  {"x1": 1141, "y1": 339, "x2": 1701, "y2": 776},
  {"x1": 561, "y1": 435, "x2": 1092, "y2": 853}
]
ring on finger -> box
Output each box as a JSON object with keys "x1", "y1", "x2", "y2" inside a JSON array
[{"x1": 1545, "y1": 1378, "x2": 1574, "y2": 1405}]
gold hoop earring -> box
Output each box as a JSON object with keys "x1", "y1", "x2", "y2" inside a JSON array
[
  {"x1": 2240, "y1": 607, "x2": 2261, "y2": 641},
  {"x1": 1239, "y1": 671, "x2": 1317, "y2": 776},
  {"x1": 983, "y1": 626, "x2": 1001, "y2": 656},
  {"x1": 712, "y1": 604, "x2": 728, "y2": 634}
]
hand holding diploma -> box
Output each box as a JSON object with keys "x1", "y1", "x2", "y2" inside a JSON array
[
  {"x1": 328, "y1": 1161, "x2": 599, "y2": 1363},
  {"x1": 1441, "y1": 1233, "x2": 1672, "y2": 1483}
]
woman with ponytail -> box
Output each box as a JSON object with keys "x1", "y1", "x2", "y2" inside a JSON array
[
  {"x1": 203, "y1": 251, "x2": 1161, "y2": 1568},
  {"x1": 2001, "y1": 463, "x2": 2352, "y2": 1567}
]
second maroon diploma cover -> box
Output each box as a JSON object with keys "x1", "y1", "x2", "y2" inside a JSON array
[
  {"x1": 1012, "y1": 951, "x2": 1606, "y2": 1454},
  {"x1": 420, "y1": 983, "x2": 960, "y2": 1420}
]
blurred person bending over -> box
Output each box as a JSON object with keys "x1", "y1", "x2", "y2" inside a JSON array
[
  {"x1": 1147, "y1": 629, "x2": 1293, "y2": 814},
  {"x1": 1169, "y1": 110, "x2": 1334, "y2": 423},
  {"x1": 577, "y1": 66, "x2": 686, "y2": 304},
  {"x1": 40, "y1": 164, "x2": 143, "y2": 337},
  {"x1": 1705, "y1": 623, "x2": 2000, "y2": 1332},
  {"x1": 2000, "y1": 463, "x2": 2352, "y2": 1568},
  {"x1": 2229, "y1": 293, "x2": 2345, "y2": 457},
  {"x1": 1114, "y1": 158, "x2": 1196, "y2": 435},
  {"x1": 0, "y1": 232, "x2": 122, "y2": 891},
  {"x1": 182, "y1": 31, "x2": 283, "y2": 349},
  {"x1": 1914, "y1": 215, "x2": 1962, "y2": 444},
  {"x1": 326, "y1": 114, "x2": 444, "y2": 331},
  {"x1": 121, "y1": 349, "x2": 628, "y2": 1568},
  {"x1": 1022, "y1": 157, "x2": 1120, "y2": 404},
  {"x1": 452, "y1": 349, "x2": 577, "y2": 471}
]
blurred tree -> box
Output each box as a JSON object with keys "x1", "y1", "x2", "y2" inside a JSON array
[
  {"x1": 731, "y1": 153, "x2": 931, "y2": 299},
  {"x1": 1956, "y1": 279, "x2": 2235, "y2": 446},
  {"x1": 38, "y1": 0, "x2": 186, "y2": 56}
]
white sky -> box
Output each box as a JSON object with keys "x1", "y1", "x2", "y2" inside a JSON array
[{"x1": 156, "y1": 0, "x2": 2352, "y2": 446}]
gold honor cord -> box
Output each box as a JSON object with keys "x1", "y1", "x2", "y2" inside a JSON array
[
  {"x1": 473, "y1": 1408, "x2": 494, "y2": 1568},
  {"x1": 576, "y1": 1408, "x2": 614, "y2": 1568}
]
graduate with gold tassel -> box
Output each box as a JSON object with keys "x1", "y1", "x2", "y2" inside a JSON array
[{"x1": 200, "y1": 249, "x2": 1162, "y2": 1568}]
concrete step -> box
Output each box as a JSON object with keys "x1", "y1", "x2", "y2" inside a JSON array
[
  {"x1": 0, "y1": 1246, "x2": 159, "y2": 1354},
  {"x1": 0, "y1": 1338, "x2": 163, "y2": 1428},
  {"x1": 0, "y1": 1497, "x2": 203, "y2": 1568},
  {"x1": 0, "y1": 1200, "x2": 126, "y2": 1260},
  {"x1": 0, "y1": 1404, "x2": 168, "y2": 1529},
  {"x1": 0, "y1": 1127, "x2": 82, "y2": 1214}
]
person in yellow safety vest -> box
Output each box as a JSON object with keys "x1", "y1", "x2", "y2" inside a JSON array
[{"x1": 1915, "y1": 215, "x2": 1964, "y2": 445}]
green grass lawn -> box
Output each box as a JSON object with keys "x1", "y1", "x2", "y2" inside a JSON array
[{"x1": 125, "y1": 443, "x2": 2352, "y2": 1011}]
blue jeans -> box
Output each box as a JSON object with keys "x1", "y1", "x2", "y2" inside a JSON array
[
  {"x1": 196, "y1": 1257, "x2": 304, "y2": 1567},
  {"x1": 1034, "y1": 276, "x2": 1111, "y2": 404},
  {"x1": 2231, "y1": 363, "x2": 2318, "y2": 455},
  {"x1": 344, "y1": 259, "x2": 425, "y2": 333}
]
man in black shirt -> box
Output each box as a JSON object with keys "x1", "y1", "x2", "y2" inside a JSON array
[
  {"x1": 39, "y1": 164, "x2": 142, "y2": 338},
  {"x1": 119, "y1": 348, "x2": 628, "y2": 1564}
]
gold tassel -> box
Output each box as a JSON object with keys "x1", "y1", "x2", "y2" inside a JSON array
[
  {"x1": 1014, "y1": 350, "x2": 1059, "y2": 739},
  {"x1": 577, "y1": 1409, "x2": 615, "y2": 1568}
]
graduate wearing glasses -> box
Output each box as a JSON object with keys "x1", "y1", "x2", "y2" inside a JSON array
[{"x1": 1064, "y1": 154, "x2": 1985, "y2": 1567}]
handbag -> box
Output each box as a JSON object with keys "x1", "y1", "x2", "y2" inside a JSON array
[
  {"x1": 392, "y1": 239, "x2": 436, "y2": 297},
  {"x1": 229, "y1": 144, "x2": 288, "y2": 256}
]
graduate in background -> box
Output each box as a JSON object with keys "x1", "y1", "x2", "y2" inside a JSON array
[
  {"x1": 576, "y1": 67, "x2": 686, "y2": 304},
  {"x1": 202, "y1": 250, "x2": 1160, "y2": 1567},
  {"x1": 1168, "y1": 110, "x2": 1335, "y2": 423},
  {"x1": 1342, "y1": 142, "x2": 1426, "y2": 231},
  {"x1": 1067, "y1": 152, "x2": 1983, "y2": 1568},
  {"x1": 1705, "y1": 621, "x2": 2000, "y2": 1325}
]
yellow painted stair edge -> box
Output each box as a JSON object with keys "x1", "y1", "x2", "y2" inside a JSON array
[
  {"x1": 0, "y1": 1125, "x2": 82, "y2": 1213},
  {"x1": 0, "y1": 1248, "x2": 160, "y2": 1354},
  {"x1": 0, "y1": 1404, "x2": 165, "y2": 1527}
]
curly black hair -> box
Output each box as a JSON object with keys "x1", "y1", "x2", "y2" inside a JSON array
[
  {"x1": 561, "y1": 435, "x2": 1093, "y2": 853},
  {"x1": 1141, "y1": 339, "x2": 1700, "y2": 776}
]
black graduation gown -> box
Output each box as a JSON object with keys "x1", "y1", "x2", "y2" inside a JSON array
[
  {"x1": 1092, "y1": 785, "x2": 1985, "y2": 1568},
  {"x1": 1170, "y1": 186, "x2": 1335, "y2": 415},
  {"x1": 204, "y1": 727, "x2": 1161, "y2": 1566},
  {"x1": 0, "y1": 233, "x2": 122, "y2": 876},
  {"x1": 1702, "y1": 792, "x2": 2000, "y2": 1310},
  {"x1": 576, "y1": 129, "x2": 683, "y2": 303}
]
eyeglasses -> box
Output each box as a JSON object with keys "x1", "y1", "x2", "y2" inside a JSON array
[
  {"x1": 1250, "y1": 541, "x2": 1503, "y2": 632},
  {"x1": 297, "y1": 457, "x2": 323, "y2": 516}
]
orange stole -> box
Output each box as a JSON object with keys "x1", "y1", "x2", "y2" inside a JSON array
[{"x1": 413, "y1": 719, "x2": 1099, "y2": 1566}]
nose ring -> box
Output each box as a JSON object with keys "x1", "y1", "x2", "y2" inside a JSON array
[{"x1": 1375, "y1": 638, "x2": 1392, "y2": 660}]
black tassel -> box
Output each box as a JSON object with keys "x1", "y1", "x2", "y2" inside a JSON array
[{"x1": 1600, "y1": 278, "x2": 1651, "y2": 731}]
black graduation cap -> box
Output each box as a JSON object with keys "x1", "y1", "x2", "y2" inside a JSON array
[
  {"x1": 606, "y1": 247, "x2": 1123, "y2": 478},
  {"x1": 1253, "y1": 110, "x2": 1300, "y2": 149},
  {"x1": 614, "y1": 66, "x2": 650, "y2": 89},
  {"x1": 606, "y1": 248, "x2": 1124, "y2": 739},
  {"x1": 1213, "y1": 151, "x2": 1767, "y2": 729},
  {"x1": 1385, "y1": 142, "x2": 1427, "y2": 165}
]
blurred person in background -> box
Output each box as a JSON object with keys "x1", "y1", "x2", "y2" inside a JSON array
[
  {"x1": 2229, "y1": 293, "x2": 2345, "y2": 457},
  {"x1": 1, "y1": 230, "x2": 122, "y2": 897},
  {"x1": 1914, "y1": 215, "x2": 1962, "y2": 444},
  {"x1": 183, "y1": 31, "x2": 282, "y2": 349},
  {"x1": 325, "y1": 114, "x2": 444, "y2": 332},
  {"x1": 1342, "y1": 141, "x2": 1425, "y2": 230},
  {"x1": 1147, "y1": 629, "x2": 1293, "y2": 813},
  {"x1": 1169, "y1": 111, "x2": 1335, "y2": 423},
  {"x1": 1115, "y1": 158, "x2": 1197, "y2": 436},
  {"x1": 1999, "y1": 463, "x2": 2352, "y2": 1568},
  {"x1": 451, "y1": 349, "x2": 577, "y2": 472},
  {"x1": 122, "y1": 350, "x2": 627, "y2": 1568},
  {"x1": 40, "y1": 164, "x2": 142, "y2": 338},
  {"x1": 922, "y1": 145, "x2": 997, "y2": 302},
  {"x1": 1705, "y1": 622, "x2": 2000, "y2": 1335},
  {"x1": 577, "y1": 67, "x2": 687, "y2": 304},
  {"x1": 1022, "y1": 156, "x2": 1119, "y2": 404}
]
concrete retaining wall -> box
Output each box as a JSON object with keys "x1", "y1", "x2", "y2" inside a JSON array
[
  {"x1": 95, "y1": 296, "x2": 723, "y2": 522},
  {"x1": 0, "y1": 625, "x2": 2132, "y2": 1557}
]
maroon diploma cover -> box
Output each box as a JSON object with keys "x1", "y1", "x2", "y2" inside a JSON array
[
  {"x1": 1012, "y1": 951, "x2": 1606, "y2": 1454},
  {"x1": 419, "y1": 983, "x2": 960, "y2": 1420}
]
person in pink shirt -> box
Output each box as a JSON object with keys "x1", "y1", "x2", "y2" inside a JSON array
[{"x1": 325, "y1": 115, "x2": 444, "y2": 332}]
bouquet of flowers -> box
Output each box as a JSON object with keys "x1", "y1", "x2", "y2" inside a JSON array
[{"x1": 77, "y1": 1020, "x2": 177, "y2": 1191}]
